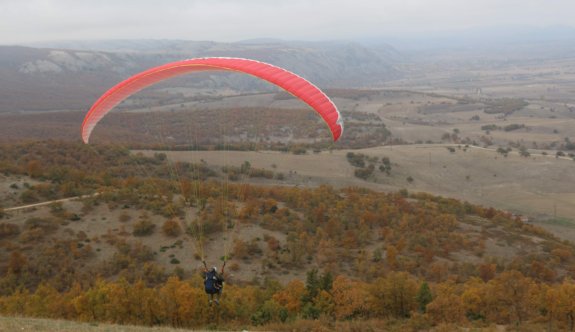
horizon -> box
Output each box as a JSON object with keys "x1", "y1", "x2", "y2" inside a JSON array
[{"x1": 1, "y1": 0, "x2": 575, "y2": 45}]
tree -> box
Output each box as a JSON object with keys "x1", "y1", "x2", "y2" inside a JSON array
[
  {"x1": 416, "y1": 281, "x2": 433, "y2": 313},
  {"x1": 304, "y1": 269, "x2": 320, "y2": 303},
  {"x1": 370, "y1": 272, "x2": 418, "y2": 318},
  {"x1": 519, "y1": 146, "x2": 530, "y2": 157},
  {"x1": 332, "y1": 275, "x2": 368, "y2": 320},
  {"x1": 478, "y1": 263, "x2": 496, "y2": 282},
  {"x1": 426, "y1": 282, "x2": 465, "y2": 324},
  {"x1": 320, "y1": 271, "x2": 334, "y2": 292},
  {"x1": 461, "y1": 277, "x2": 487, "y2": 322},
  {"x1": 273, "y1": 280, "x2": 305, "y2": 314},
  {"x1": 486, "y1": 270, "x2": 538, "y2": 325},
  {"x1": 428, "y1": 294, "x2": 465, "y2": 325},
  {"x1": 545, "y1": 279, "x2": 575, "y2": 331},
  {"x1": 386, "y1": 245, "x2": 398, "y2": 269},
  {"x1": 380, "y1": 157, "x2": 392, "y2": 175},
  {"x1": 251, "y1": 299, "x2": 286, "y2": 325}
]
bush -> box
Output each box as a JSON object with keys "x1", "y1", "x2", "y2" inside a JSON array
[
  {"x1": 24, "y1": 217, "x2": 58, "y2": 232},
  {"x1": 162, "y1": 219, "x2": 182, "y2": 237},
  {"x1": 119, "y1": 212, "x2": 131, "y2": 223},
  {"x1": 249, "y1": 168, "x2": 274, "y2": 179},
  {"x1": 19, "y1": 228, "x2": 45, "y2": 243},
  {"x1": 133, "y1": 219, "x2": 156, "y2": 236},
  {"x1": 290, "y1": 146, "x2": 307, "y2": 155},
  {"x1": 0, "y1": 223, "x2": 20, "y2": 238},
  {"x1": 481, "y1": 124, "x2": 499, "y2": 131},
  {"x1": 354, "y1": 165, "x2": 374, "y2": 180},
  {"x1": 346, "y1": 152, "x2": 366, "y2": 167},
  {"x1": 503, "y1": 124, "x2": 526, "y2": 132}
]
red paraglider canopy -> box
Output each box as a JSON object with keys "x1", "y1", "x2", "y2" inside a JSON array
[{"x1": 81, "y1": 57, "x2": 343, "y2": 143}]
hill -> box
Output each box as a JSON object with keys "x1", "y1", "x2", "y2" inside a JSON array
[
  {"x1": 0, "y1": 40, "x2": 401, "y2": 112},
  {"x1": 1, "y1": 141, "x2": 575, "y2": 330}
]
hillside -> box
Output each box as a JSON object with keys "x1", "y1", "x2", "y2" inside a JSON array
[
  {"x1": 0, "y1": 41, "x2": 401, "y2": 112},
  {"x1": 1, "y1": 141, "x2": 575, "y2": 330},
  {"x1": 1, "y1": 87, "x2": 573, "y2": 224}
]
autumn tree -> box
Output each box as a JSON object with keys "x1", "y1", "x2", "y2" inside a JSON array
[
  {"x1": 426, "y1": 282, "x2": 465, "y2": 324},
  {"x1": 331, "y1": 275, "x2": 368, "y2": 320},
  {"x1": 370, "y1": 272, "x2": 418, "y2": 318},
  {"x1": 545, "y1": 279, "x2": 575, "y2": 331},
  {"x1": 273, "y1": 280, "x2": 305, "y2": 316},
  {"x1": 386, "y1": 244, "x2": 398, "y2": 269},
  {"x1": 485, "y1": 270, "x2": 539, "y2": 325},
  {"x1": 478, "y1": 263, "x2": 497, "y2": 282}
]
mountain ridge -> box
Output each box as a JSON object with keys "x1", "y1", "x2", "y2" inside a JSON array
[{"x1": 0, "y1": 40, "x2": 402, "y2": 112}]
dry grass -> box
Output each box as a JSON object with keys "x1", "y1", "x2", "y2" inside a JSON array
[
  {"x1": 0, "y1": 316, "x2": 205, "y2": 332},
  {"x1": 141, "y1": 143, "x2": 575, "y2": 222}
]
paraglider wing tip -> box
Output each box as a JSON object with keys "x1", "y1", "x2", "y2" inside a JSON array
[
  {"x1": 81, "y1": 128, "x2": 90, "y2": 144},
  {"x1": 331, "y1": 115, "x2": 344, "y2": 142}
]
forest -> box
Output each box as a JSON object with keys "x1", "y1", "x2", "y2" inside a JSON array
[{"x1": 1, "y1": 141, "x2": 575, "y2": 331}]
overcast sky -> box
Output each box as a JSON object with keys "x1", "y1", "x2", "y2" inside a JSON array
[{"x1": 1, "y1": 0, "x2": 574, "y2": 44}]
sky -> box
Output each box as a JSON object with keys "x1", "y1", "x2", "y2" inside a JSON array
[{"x1": 1, "y1": 0, "x2": 574, "y2": 44}]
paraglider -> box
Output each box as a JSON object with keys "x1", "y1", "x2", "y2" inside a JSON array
[
  {"x1": 80, "y1": 57, "x2": 343, "y2": 307},
  {"x1": 202, "y1": 260, "x2": 225, "y2": 306},
  {"x1": 81, "y1": 57, "x2": 343, "y2": 143}
]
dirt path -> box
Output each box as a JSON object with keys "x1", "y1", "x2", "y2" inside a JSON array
[{"x1": 3, "y1": 193, "x2": 96, "y2": 212}]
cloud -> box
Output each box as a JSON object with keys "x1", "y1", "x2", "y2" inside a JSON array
[{"x1": 1, "y1": 0, "x2": 574, "y2": 44}]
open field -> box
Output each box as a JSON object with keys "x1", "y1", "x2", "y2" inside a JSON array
[
  {"x1": 142, "y1": 143, "x2": 575, "y2": 222},
  {"x1": 383, "y1": 56, "x2": 575, "y2": 101}
]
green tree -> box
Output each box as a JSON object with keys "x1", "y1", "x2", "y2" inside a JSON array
[
  {"x1": 320, "y1": 271, "x2": 334, "y2": 292},
  {"x1": 304, "y1": 268, "x2": 320, "y2": 302},
  {"x1": 416, "y1": 281, "x2": 433, "y2": 313}
]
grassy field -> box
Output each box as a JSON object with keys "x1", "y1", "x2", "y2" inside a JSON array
[{"x1": 142, "y1": 143, "x2": 575, "y2": 222}]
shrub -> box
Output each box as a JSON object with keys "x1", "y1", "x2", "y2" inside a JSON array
[
  {"x1": 354, "y1": 165, "x2": 374, "y2": 180},
  {"x1": 0, "y1": 223, "x2": 20, "y2": 238},
  {"x1": 133, "y1": 220, "x2": 156, "y2": 236},
  {"x1": 119, "y1": 212, "x2": 131, "y2": 223},
  {"x1": 162, "y1": 219, "x2": 182, "y2": 237},
  {"x1": 346, "y1": 152, "x2": 366, "y2": 168}
]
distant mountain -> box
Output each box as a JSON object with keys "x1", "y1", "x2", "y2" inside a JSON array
[
  {"x1": 0, "y1": 40, "x2": 402, "y2": 112},
  {"x1": 375, "y1": 25, "x2": 575, "y2": 59}
]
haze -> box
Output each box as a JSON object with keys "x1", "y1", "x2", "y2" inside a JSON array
[{"x1": 1, "y1": 0, "x2": 575, "y2": 44}]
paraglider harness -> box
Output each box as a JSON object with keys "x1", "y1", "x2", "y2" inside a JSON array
[{"x1": 203, "y1": 261, "x2": 225, "y2": 297}]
